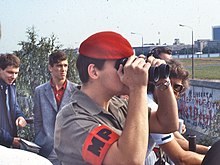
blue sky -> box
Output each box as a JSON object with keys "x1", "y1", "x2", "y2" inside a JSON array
[{"x1": 0, "y1": 0, "x2": 220, "y2": 53}]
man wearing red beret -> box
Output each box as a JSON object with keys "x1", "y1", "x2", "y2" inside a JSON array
[{"x1": 54, "y1": 31, "x2": 179, "y2": 165}]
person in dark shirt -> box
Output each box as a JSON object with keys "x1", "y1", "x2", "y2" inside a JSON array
[{"x1": 0, "y1": 53, "x2": 27, "y2": 148}]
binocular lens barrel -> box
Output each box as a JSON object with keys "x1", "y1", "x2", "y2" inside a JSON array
[
  {"x1": 149, "y1": 67, "x2": 159, "y2": 82},
  {"x1": 158, "y1": 64, "x2": 170, "y2": 79},
  {"x1": 114, "y1": 58, "x2": 170, "y2": 83}
]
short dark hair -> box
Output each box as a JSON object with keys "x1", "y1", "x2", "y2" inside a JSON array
[
  {"x1": 0, "y1": 53, "x2": 20, "y2": 70},
  {"x1": 49, "y1": 51, "x2": 67, "y2": 66},
  {"x1": 147, "y1": 46, "x2": 172, "y2": 59},
  {"x1": 76, "y1": 55, "x2": 106, "y2": 83}
]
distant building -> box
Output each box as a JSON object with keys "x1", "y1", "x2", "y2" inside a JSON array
[
  {"x1": 173, "y1": 38, "x2": 180, "y2": 45},
  {"x1": 132, "y1": 46, "x2": 151, "y2": 56},
  {"x1": 207, "y1": 40, "x2": 220, "y2": 47},
  {"x1": 132, "y1": 26, "x2": 220, "y2": 55},
  {"x1": 194, "y1": 39, "x2": 210, "y2": 52},
  {"x1": 212, "y1": 26, "x2": 220, "y2": 41}
]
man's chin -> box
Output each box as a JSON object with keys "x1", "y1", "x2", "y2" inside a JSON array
[
  {"x1": 7, "y1": 81, "x2": 14, "y2": 85},
  {"x1": 60, "y1": 77, "x2": 66, "y2": 80}
]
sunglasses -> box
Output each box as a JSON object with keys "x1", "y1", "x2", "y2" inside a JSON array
[{"x1": 173, "y1": 83, "x2": 184, "y2": 93}]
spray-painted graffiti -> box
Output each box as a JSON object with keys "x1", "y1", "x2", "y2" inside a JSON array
[{"x1": 178, "y1": 86, "x2": 220, "y2": 135}]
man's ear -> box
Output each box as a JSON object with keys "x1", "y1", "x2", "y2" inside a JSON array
[
  {"x1": 48, "y1": 65, "x2": 52, "y2": 73},
  {"x1": 88, "y1": 64, "x2": 99, "y2": 80}
]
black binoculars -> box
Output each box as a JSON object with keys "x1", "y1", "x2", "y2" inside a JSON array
[{"x1": 114, "y1": 57, "x2": 170, "y2": 83}]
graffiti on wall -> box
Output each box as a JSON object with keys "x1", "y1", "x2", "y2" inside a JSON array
[{"x1": 178, "y1": 86, "x2": 220, "y2": 135}]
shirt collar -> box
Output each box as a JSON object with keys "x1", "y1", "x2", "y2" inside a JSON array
[
  {"x1": 0, "y1": 79, "x2": 7, "y2": 86},
  {"x1": 50, "y1": 79, "x2": 67, "y2": 90},
  {"x1": 0, "y1": 79, "x2": 9, "y2": 90}
]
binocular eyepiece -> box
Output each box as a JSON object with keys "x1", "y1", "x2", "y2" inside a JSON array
[{"x1": 115, "y1": 57, "x2": 170, "y2": 83}]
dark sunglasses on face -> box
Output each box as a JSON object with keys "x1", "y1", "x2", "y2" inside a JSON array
[{"x1": 173, "y1": 83, "x2": 184, "y2": 93}]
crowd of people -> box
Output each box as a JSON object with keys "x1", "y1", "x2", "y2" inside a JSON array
[{"x1": 0, "y1": 31, "x2": 216, "y2": 165}]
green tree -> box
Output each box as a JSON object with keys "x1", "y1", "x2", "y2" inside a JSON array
[
  {"x1": 64, "y1": 48, "x2": 80, "y2": 84},
  {"x1": 15, "y1": 27, "x2": 62, "y2": 97}
]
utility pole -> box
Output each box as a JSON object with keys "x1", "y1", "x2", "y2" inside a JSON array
[
  {"x1": 179, "y1": 24, "x2": 194, "y2": 79},
  {"x1": 131, "y1": 32, "x2": 144, "y2": 54}
]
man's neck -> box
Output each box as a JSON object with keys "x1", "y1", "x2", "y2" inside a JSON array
[
  {"x1": 51, "y1": 78, "x2": 66, "y2": 90},
  {"x1": 81, "y1": 84, "x2": 110, "y2": 111}
]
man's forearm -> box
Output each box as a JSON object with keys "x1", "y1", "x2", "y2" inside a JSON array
[
  {"x1": 174, "y1": 133, "x2": 209, "y2": 154},
  {"x1": 155, "y1": 79, "x2": 179, "y2": 132},
  {"x1": 117, "y1": 88, "x2": 149, "y2": 164},
  {"x1": 181, "y1": 151, "x2": 205, "y2": 165},
  {"x1": 196, "y1": 144, "x2": 209, "y2": 154}
]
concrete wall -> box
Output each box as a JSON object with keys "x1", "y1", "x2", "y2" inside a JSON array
[{"x1": 178, "y1": 79, "x2": 220, "y2": 137}]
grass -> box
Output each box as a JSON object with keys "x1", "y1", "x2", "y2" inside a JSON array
[{"x1": 177, "y1": 57, "x2": 220, "y2": 80}]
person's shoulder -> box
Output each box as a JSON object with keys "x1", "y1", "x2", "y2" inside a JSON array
[
  {"x1": 35, "y1": 82, "x2": 50, "y2": 90},
  {"x1": 60, "y1": 89, "x2": 81, "y2": 110},
  {"x1": 67, "y1": 80, "x2": 78, "y2": 86},
  {"x1": 59, "y1": 89, "x2": 93, "y2": 116},
  {"x1": 67, "y1": 80, "x2": 78, "y2": 91},
  {"x1": 57, "y1": 101, "x2": 77, "y2": 120}
]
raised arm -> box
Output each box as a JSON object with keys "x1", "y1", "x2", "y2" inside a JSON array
[
  {"x1": 148, "y1": 56, "x2": 179, "y2": 133},
  {"x1": 103, "y1": 56, "x2": 150, "y2": 165}
]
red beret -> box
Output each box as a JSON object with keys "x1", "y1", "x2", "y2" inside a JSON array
[{"x1": 79, "y1": 31, "x2": 134, "y2": 60}]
